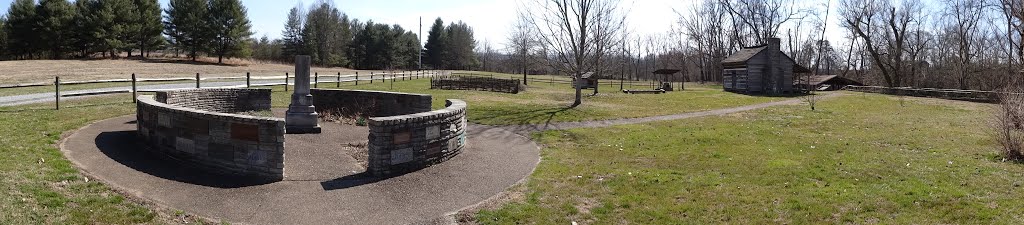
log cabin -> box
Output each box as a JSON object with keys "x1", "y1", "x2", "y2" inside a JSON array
[{"x1": 721, "y1": 38, "x2": 811, "y2": 95}]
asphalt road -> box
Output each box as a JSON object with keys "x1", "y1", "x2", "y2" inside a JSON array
[{"x1": 0, "y1": 74, "x2": 427, "y2": 107}]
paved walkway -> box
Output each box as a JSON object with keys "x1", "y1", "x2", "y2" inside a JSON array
[
  {"x1": 59, "y1": 94, "x2": 835, "y2": 224},
  {"x1": 61, "y1": 116, "x2": 541, "y2": 225}
]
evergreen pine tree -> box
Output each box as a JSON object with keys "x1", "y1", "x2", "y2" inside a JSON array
[
  {"x1": 208, "y1": 0, "x2": 252, "y2": 64},
  {"x1": 71, "y1": 0, "x2": 101, "y2": 57},
  {"x1": 134, "y1": 0, "x2": 163, "y2": 57},
  {"x1": 37, "y1": 0, "x2": 75, "y2": 59},
  {"x1": 281, "y1": 6, "x2": 304, "y2": 61},
  {"x1": 0, "y1": 17, "x2": 7, "y2": 58},
  {"x1": 423, "y1": 18, "x2": 446, "y2": 69},
  {"x1": 5, "y1": 0, "x2": 37, "y2": 59},
  {"x1": 165, "y1": 0, "x2": 210, "y2": 61}
]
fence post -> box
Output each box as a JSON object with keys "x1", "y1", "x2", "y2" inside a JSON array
[
  {"x1": 390, "y1": 72, "x2": 394, "y2": 90},
  {"x1": 131, "y1": 73, "x2": 137, "y2": 103},
  {"x1": 314, "y1": 72, "x2": 319, "y2": 88},
  {"x1": 285, "y1": 73, "x2": 289, "y2": 92},
  {"x1": 195, "y1": 73, "x2": 200, "y2": 88},
  {"x1": 370, "y1": 72, "x2": 374, "y2": 84},
  {"x1": 246, "y1": 72, "x2": 251, "y2": 88},
  {"x1": 54, "y1": 76, "x2": 60, "y2": 110},
  {"x1": 336, "y1": 72, "x2": 341, "y2": 88},
  {"x1": 355, "y1": 72, "x2": 359, "y2": 85}
]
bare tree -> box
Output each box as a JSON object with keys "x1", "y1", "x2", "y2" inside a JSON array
[
  {"x1": 840, "y1": 0, "x2": 924, "y2": 88},
  {"x1": 508, "y1": 12, "x2": 537, "y2": 85},
  {"x1": 521, "y1": 0, "x2": 626, "y2": 107},
  {"x1": 721, "y1": 0, "x2": 809, "y2": 46},
  {"x1": 945, "y1": 0, "x2": 988, "y2": 89}
]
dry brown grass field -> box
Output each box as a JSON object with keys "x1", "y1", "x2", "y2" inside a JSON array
[{"x1": 0, "y1": 57, "x2": 355, "y2": 84}]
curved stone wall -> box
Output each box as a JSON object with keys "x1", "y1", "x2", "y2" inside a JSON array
[
  {"x1": 136, "y1": 89, "x2": 285, "y2": 181},
  {"x1": 156, "y1": 88, "x2": 272, "y2": 113},
  {"x1": 367, "y1": 100, "x2": 467, "y2": 176},
  {"x1": 310, "y1": 89, "x2": 432, "y2": 117},
  {"x1": 310, "y1": 89, "x2": 467, "y2": 176}
]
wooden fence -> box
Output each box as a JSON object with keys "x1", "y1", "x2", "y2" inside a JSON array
[
  {"x1": 430, "y1": 75, "x2": 523, "y2": 94},
  {"x1": 844, "y1": 85, "x2": 1006, "y2": 103},
  {"x1": 1, "y1": 70, "x2": 444, "y2": 109}
]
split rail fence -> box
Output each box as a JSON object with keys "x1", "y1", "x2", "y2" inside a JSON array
[{"x1": 0, "y1": 70, "x2": 444, "y2": 109}]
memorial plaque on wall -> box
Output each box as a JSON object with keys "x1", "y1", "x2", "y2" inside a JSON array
[
  {"x1": 175, "y1": 137, "x2": 196, "y2": 154},
  {"x1": 231, "y1": 123, "x2": 260, "y2": 142},
  {"x1": 425, "y1": 125, "x2": 441, "y2": 140},
  {"x1": 391, "y1": 148, "x2": 414, "y2": 165},
  {"x1": 393, "y1": 131, "x2": 411, "y2": 144}
]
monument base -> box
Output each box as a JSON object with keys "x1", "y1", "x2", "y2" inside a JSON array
[{"x1": 285, "y1": 125, "x2": 322, "y2": 134}]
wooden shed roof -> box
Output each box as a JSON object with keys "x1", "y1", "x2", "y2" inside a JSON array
[
  {"x1": 652, "y1": 69, "x2": 682, "y2": 75},
  {"x1": 797, "y1": 75, "x2": 864, "y2": 86},
  {"x1": 580, "y1": 72, "x2": 595, "y2": 79}
]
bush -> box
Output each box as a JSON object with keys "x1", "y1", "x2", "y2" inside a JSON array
[{"x1": 995, "y1": 88, "x2": 1024, "y2": 161}]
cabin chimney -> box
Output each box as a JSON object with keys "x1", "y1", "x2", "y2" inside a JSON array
[
  {"x1": 767, "y1": 38, "x2": 781, "y2": 53},
  {"x1": 766, "y1": 37, "x2": 782, "y2": 93}
]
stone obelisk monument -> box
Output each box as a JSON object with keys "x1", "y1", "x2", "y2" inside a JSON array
[{"x1": 285, "y1": 55, "x2": 321, "y2": 134}]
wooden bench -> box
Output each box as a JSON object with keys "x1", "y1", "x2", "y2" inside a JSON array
[{"x1": 622, "y1": 89, "x2": 666, "y2": 94}]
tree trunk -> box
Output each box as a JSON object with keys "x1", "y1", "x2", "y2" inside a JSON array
[{"x1": 572, "y1": 84, "x2": 582, "y2": 107}]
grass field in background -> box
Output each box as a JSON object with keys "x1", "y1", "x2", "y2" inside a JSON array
[
  {"x1": 295, "y1": 76, "x2": 787, "y2": 125},
  {"x1": 0, "y1": 95, "x2": 192, "y2": 224},
  {"x1": 474, "y1": 93, "x2": 1017, "y2": 224}
]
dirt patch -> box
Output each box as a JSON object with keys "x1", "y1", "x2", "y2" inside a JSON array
[
  {"x1": 449, "y1": 183, "x2": 529, "y2": 224},
  {"x1": 343, "y1": 142, "x2": 369, "y2": 168}
]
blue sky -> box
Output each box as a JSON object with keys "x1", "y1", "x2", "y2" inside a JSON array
[{"x1": 0, "y1": 0, "x2": 852, "y2": 51}]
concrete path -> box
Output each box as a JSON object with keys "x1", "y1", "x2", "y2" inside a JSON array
[
  {"x1": 0, "y1": 75, "x2": 427, "y2": 106},
  {"x1": 59, "y1": 94, "x2": 835, "y2": 224},
  {"x1": 61, "y1": 116, "x2": 540, "y2": 225}
]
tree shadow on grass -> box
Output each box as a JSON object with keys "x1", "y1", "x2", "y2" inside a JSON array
[
  {"x1": 94, "y1": 130, "x2": 275, "y2": 188},
  {"x1": 138, "y1": 58, "x2": 245, "y2": 67},
  {"x1": 474, "y1": 106, "x2": 576, "y2": 126}
]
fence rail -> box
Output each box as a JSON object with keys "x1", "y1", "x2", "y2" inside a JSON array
[
  {"x1": 844, "y1": 85, "x2": 1009, "y2": 103},
  {"x1": 449, "y1": 72, "x2": 676, "y2": 89},
  {"x1": 0, "y1": 70, "x2": 445, "y2": 109}
]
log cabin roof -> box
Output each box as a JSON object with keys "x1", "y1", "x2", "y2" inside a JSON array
[{"x1": 721, "y1": 45, "x2": 812, "y2": 73}]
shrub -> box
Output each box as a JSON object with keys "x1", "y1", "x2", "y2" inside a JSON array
[{"x1": 995, "y1": 87, "x2": 1024, "y2": 161}]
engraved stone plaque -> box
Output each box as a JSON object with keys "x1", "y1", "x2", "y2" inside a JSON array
[
  {"x1": 158, "y1": 113, "x2": 171, "y2": 127},
  {"x1": 247, "y1": 150, "x2": 267, "y2": 165},
  {"x1": 175, "y1": 137, "x2": 195, "y2": 154},
  {"x1": 425, "y1": 125, "x2": 440, "y2": 140},
  {"x1": 391, "y1": 148, "x2": 414, "y2": 165}
]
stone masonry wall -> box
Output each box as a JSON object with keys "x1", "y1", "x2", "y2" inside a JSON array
[
  {"x1": 310, "y1": 89, "x2": 432, "y2": 117},
  {"x1": 136, "y1": 90, "x2": 285, "y2": 181},
  {"x1": 367, "y1": 99, "x2": 467, "y2": 176},
  {"x1": 156, "y1": 88, "x2": 272, "y2": 113}
]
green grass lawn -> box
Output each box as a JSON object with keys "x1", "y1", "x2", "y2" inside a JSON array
[
  {"x1": 0, "y1": 95, "x2": 178, "y2": 224},
  {"x1": 474, "y1": 93, "x2": 1019, "y2": 224},
  {"x1": 294, "y1": 76, "x2": 787, "y2": 125}
]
